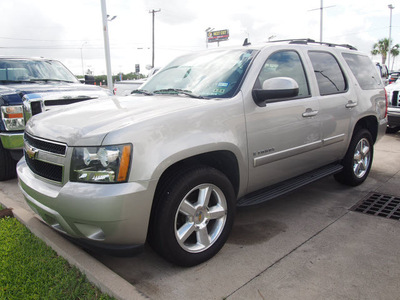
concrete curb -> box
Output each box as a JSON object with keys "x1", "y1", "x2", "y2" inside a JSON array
[{"x1": 0, "y1": 192, "x2": 148, "y2": 300}]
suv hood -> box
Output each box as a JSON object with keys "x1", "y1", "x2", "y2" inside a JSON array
[
  {"x1": 0, "y1": 82, "x2": 111, "y2": 106},
  {"x1": 1, "y1": 82, "x2": 101, "y2": 93},
  {"x1": 25, "y1": 95, "x2": 207, "y2": 146}
]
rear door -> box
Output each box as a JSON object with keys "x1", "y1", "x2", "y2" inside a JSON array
[{"x1": 307, "y1": 50, "x2": 354, "y2": 162}]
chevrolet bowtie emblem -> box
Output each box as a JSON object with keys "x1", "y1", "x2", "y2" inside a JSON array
[{"x1": 25, "y1": 143, "x2": 39, "y2": 160}]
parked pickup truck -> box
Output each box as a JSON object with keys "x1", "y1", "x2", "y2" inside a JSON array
[
  {"x1": 384, "y1": 79, "x2": 400, "y2": 133},
  {"x1": 0, "y1": 57, "x2": 112, "y2": 180},
  {"x1": 17, "y1": 40, "x2": 387, "y2": 266}
]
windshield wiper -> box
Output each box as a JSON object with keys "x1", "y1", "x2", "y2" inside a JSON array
[
  {"x1": 314, "y1": 70, "x2": 339, "y2": 91},
  {"x1": 153, "y1": 88, "x2": 204, "y2": 99},
  {"x1": 131, "y1": 89, "x2": 154, "y2": 96},
  {"x1": 0, "y1": 80, "x2": 31, "y2": 84}
]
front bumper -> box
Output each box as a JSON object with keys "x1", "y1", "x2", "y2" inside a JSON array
[
  {"x1": 17, "y1": 157, "x2": 157, "y2": 248},
  {"x1": 0, "y1": 131, "x2": 23, "y2": 150}
]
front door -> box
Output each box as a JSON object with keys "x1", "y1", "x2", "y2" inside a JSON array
[{"x1": 245, "y1": 50, "x2": 322, "y2": 193}]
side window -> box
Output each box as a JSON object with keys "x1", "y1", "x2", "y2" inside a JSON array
[
  {"x1": 342, "y1": 53, "x2": 383, "y2": 90},
  {"x1": 308, "y1": 51, "x2": 347, "y2": 95},
  {"x1": 256, "y1": 50, "x2": 310, "y2": 98}
]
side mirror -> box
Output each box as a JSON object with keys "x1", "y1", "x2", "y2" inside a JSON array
[{"x1": 252, "y1": 77, "x2": 299, "y2": 107}]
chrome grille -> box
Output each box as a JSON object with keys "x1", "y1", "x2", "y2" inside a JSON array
[
  {"x1": 25, "y1": 152, "x2": 63, "y2": 182},
  {"x1": 44, "y1": 97, "x2": 92, "y2": 106},
  {"x1": 24, "y1": 133, "x2": 67, "y2": 155},
  {"x1": 24, "y1": 133, "x2": 66, "y2": 182},
  {"x1": 391, "y1": 91, "x2": 399, "y2": 107},
  {"x1": 30, "y1": 101, "x2": 43, "y2": 116}
]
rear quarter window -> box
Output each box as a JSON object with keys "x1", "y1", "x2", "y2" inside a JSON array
[{"x1": 342, "y1": 53, "x2": 382, "y2": 90}]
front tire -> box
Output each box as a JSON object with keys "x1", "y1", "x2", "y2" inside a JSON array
[
  {"x1": 149, "y1": 166, "x2": 235, "y2": 267},
  {"x1": 0, "y1": 141, "x2": 17, "y2": 181},
  {"x1": 334, "y1": 128, "x2": 373, "y2": 186}
]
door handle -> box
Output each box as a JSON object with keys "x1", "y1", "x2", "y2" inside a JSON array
[
  {"x1": 345, "y1": 100, "x2": 358, "y2": 108},
  {"x1": 302, "y1": 108, "x2": 318, "y2": 118}
]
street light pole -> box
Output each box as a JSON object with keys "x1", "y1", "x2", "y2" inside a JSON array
[
  {"x1": 80, "y1": 41, "x2": 87, "y2": 77},
  {"x1": 319, "y1": 0, "x2": 323, "y2": 42},
  {"x1": 149, "y1": 9, "x2": 161, "y2": 68},
  {"x1": 100, "y1": 0, "x2": 113, "y2": 93},
  {"x1": 388, "y1": 4, "x2": 394, "y2": 72}
]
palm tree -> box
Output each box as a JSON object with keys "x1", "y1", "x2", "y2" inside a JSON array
[
  {"x1": 371, "y1": 38, "x2": 390, "y2": 65},
  {"x1": 391, "y1": 44, "x2": 400, "y2": 71}
]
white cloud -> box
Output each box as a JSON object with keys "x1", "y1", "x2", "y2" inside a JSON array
[{"x1": 1, "y1": 0, "x2": 400, "y2": 74}]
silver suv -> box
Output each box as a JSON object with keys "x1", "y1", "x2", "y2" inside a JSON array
[{"x1": 17, "y1": 39, "x2": 388, "y2": 266}]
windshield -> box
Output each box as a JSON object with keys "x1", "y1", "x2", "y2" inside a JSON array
[
  {"x1": 0, "y1": 59, "x2": 79, "y2": 83},
  {"x1": 140, "y1": 49, "x2": 256, "y2": 98}
]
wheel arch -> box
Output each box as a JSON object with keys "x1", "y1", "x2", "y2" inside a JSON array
[
  {"x1": 353, "y1": 115, "x2": 379, "y2": 144},
  {"x1": 156, "y1": 150, "x2": 240, "y2": 198},
  {"x1": 147, "y1": 150, "x2": 240, "y2": 237}
]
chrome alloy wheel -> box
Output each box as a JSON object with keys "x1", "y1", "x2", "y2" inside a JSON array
[
  {"x1": 353, "y1": 137, "x2": 371, "y2": 178},
  {"x1": 174, "y1": 183, "x2": 228, "y2": 253}
]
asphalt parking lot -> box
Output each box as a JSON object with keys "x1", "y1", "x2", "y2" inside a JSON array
[{"x1": 1, "y1": 132, "x2": 399, "y2": 300}]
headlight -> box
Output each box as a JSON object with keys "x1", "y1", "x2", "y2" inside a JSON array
[
  {"x1": 1, "y1": 105, "x2": 25, "y2": 131},
  {"x1": 71, "y1": 144, "x2": 132, "y2": 183}
]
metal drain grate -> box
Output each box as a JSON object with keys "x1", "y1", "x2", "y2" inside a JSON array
[{"x1": 351, "y1": 193, "x2": 400, "y2": 221}]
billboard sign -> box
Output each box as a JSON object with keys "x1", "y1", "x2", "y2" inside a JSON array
[{"x1": 207, "y1": 29, "x2": 229, "y2": 43}]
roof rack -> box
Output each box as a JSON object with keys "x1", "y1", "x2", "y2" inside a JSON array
[{"x1": 268, "y1": 38, "x2": 358, "y2": 51}]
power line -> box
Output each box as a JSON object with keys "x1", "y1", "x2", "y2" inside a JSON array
[
  {"x1": 0, "y1": 36, "x2": 98, "y2": 43},
  {"x1": 0, "y1": 46, "x2": 102, "y2": 50},
  {"x1": 326, "y1": 26, "x2": 395, "y2": 39}
]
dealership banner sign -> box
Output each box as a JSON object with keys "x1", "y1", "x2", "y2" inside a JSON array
[{"x1": 207, "y1": 29, "x2": 229, "y2": 43}]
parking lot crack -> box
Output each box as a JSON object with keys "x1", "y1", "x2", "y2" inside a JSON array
[{"x1": 225, "y1": 210, "x2": 350, "y2": 299}]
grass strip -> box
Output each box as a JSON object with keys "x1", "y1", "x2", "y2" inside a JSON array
[{"x1": 0, "y1": 215, "x2": 114, "y2": 300}]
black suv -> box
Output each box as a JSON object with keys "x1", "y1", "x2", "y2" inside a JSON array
[{"x1": 0, "y1": 57, "x2": 112, "y2": 181}]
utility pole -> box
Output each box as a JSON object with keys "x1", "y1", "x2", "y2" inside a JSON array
[
  {"x1": 309, "y1": 0, "x2": 335, "y2": 42},
  {"x1": 80, "y1": 41, "x2": 87, "y2": 77},
  {"x1": 388, "y1": 4, "x2": 395, "y2": 72},
  {"x1": 100, "y1": 0, "x2": 113, "y2": 93},
  {"x1": 149, "y1": 9, "x2": 161, "y2": 68}
]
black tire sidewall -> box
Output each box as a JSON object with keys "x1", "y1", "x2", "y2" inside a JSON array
[
  {"x1": 151, "y1": 166, "x2": 235, "y2": 267},
  {"x1": 0, "y1": 140, "x2": 17, "y2": 181}
]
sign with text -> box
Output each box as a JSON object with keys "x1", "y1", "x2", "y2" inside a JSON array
[{"x1": 207, "y1": 29, "x2": 229, "y2": 43}]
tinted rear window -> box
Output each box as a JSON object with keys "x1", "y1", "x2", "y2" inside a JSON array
[
  {"x1": 342, "y1": 53, "x2": 382, "y2": 90},
  {"x1": 308, "y1": 51, "x2": 347, "y2": 95}
]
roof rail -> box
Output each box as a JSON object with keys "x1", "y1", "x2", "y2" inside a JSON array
[{"x1": 268, "y1": 38, "x2": 358, "y2": 51}]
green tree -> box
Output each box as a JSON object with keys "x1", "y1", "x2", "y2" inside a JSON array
[
  {"x1": 371, "y1": 38, "x2": 399, "y2": 67},
  {"x1": 390, "y1": 44, "x2": 400, "y2": 71},
  {"x1": 372, "y1": 38, "x2": 390, "y2": 65}
]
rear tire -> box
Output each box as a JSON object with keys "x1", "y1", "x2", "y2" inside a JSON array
[
  {"x1": 334, "y1": 129, "x2": 373, "y2": 186},
  {"x1": 0, "y1": 141, "x2": 17, "y2": 181},
  {"x1": 148, "y1": 166, "x2": 235, "y2": 267}
]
